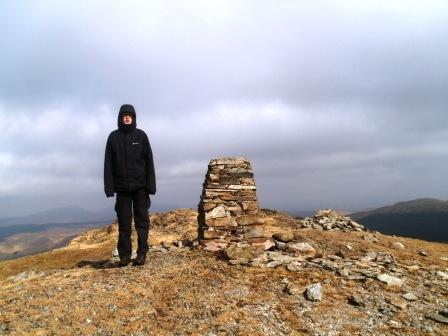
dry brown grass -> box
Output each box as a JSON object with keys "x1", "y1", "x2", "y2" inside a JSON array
[{"x1": 0, "y1": 242, "x2": 114, "y2": 280}]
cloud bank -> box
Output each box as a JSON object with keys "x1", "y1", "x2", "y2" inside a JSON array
[{"x1": 0, "y1": 1, "x2": 447, "y2": 216}]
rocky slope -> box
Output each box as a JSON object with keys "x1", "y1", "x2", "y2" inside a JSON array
[{"x1": 0, "y1": 209, "x2": 447, "y2": 335}]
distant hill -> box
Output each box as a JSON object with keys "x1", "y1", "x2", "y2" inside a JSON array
[
  {"x1": 0, "y1": 228, "x2": 89, "y2": 260},
  {"x1": 350, "y1": 198, "x2": 448, "y2": 242},
  {"x1": 0, "y1": 206, "x2": 112, "y2": 227},
  {"x1": 0, "y1": 205, "x2": 115, "y2": 251}
]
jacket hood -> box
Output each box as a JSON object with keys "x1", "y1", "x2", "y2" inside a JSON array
[{"x1": 118, "y1": 104, "x2": 137, "y2": 132}]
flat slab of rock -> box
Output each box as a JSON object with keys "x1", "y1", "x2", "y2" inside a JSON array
[
  {"x1": 284, "y1": 283, "x2": 304, "y2": 296},
  {"x1": 387, "y1": 297, "x2": 407, "y2": 310},
  {"x1": 426, "y1": 312, "x2": 448, "y2": 325},
  {"x1": 203, "y1": 240, "x2": 227, "y2": 251},
  {"x1": 377, "y1": 274, "x2": 404, "y2": 287},
  {"x1": 287, "y1": 242, "x2": 316, "y2": 258},
  {"x1": 210, "y1": 157, "x2": 249, "y2": 165}
]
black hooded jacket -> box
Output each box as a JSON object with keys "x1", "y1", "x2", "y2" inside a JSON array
[{"x1": 104, "y1": 104, "x2": 156, "y2": 197}]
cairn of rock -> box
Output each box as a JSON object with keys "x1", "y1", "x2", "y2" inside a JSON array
[
  {"x1": 198, "y1": 157, "x2": 266, "y2": 250},
  {"x1": 301, "y1": 209, "x2": 364, "y2": 232}
]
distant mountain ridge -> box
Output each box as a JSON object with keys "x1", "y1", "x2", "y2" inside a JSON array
[
  {"x1": 0, "y1": 206, "x2": 112, "y2": 227},
  {"x1": 351, "y1": 198, "x2": 448, "y2": 218},
  {"x1": 351, "y1": 198, "x2": 448, "y2": 242},
  {"x1": 0, "y1": 202, "x2": 185, "y2": 228}
]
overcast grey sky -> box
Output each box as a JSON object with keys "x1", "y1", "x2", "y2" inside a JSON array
[{"x1": 1, "y1": 0, "x2": 447, "y2": 217}]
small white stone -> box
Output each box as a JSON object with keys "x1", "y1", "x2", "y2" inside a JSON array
[
  {"x1": 306, "y1": 283, "x2": 323, "y2": 301},
  {"x1": 436, "y1": 271, "x2": 448, "y2": 280},
  {"x1": 402, "y1": 293, "x2": 418, "y2": 301}
]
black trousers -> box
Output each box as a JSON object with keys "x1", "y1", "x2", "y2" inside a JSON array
[{"x1": 115, "y1": 188, "x2": 151, "y2": 259}]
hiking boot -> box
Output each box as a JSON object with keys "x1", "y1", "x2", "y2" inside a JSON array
[
  {"x1": 133, "y1": 254, "x2": 146, "y2": 266},
  {"x1": 118, "y1": 257, "x2": 131, "y2": 267}
]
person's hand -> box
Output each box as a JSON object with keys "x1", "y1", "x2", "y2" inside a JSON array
[{"x1": 145, "y1": 189, "x2": 152, "y2": 208}]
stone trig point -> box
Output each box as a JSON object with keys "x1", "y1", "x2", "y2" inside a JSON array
[{"x1": 197, "y1": 157, "x2": 267, "y2": 250}]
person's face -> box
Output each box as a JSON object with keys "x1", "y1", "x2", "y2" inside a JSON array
[{"x1": 123, "y1": 114, "x2": 133, "y2": 125}]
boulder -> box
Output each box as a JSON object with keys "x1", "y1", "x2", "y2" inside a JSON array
[{"x1": 272, "y1": 232, "x2": 294, "y2": 243}]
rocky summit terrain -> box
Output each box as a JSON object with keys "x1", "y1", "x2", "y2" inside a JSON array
[{"x1": 0, "y1": 208, "x2": 447, "y2": 335}]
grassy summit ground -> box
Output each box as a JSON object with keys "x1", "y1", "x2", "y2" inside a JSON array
[{"x1": 0, "y1": 209, "x2": 447, "y2": 335}]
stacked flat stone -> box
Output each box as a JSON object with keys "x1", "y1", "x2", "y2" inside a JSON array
[
  {"x1": 301, "y1": 209, "x2": 364, "y2": 232},
  {"x1": 198, "y1": 157, "x2": 266, "y2": 250}
]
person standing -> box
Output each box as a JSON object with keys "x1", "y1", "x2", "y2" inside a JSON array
[{"x1": 104, "y1": 104, "x2": 156, "y2": 267}]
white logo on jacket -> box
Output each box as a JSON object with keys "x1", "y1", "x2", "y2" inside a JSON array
[{"x1": 132, "y1": 142, "x2": 139, "y2": 145}]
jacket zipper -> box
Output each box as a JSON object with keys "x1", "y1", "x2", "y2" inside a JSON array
[{"x1": 124, "y1": 133, "x2": 130, "y2": 190}]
